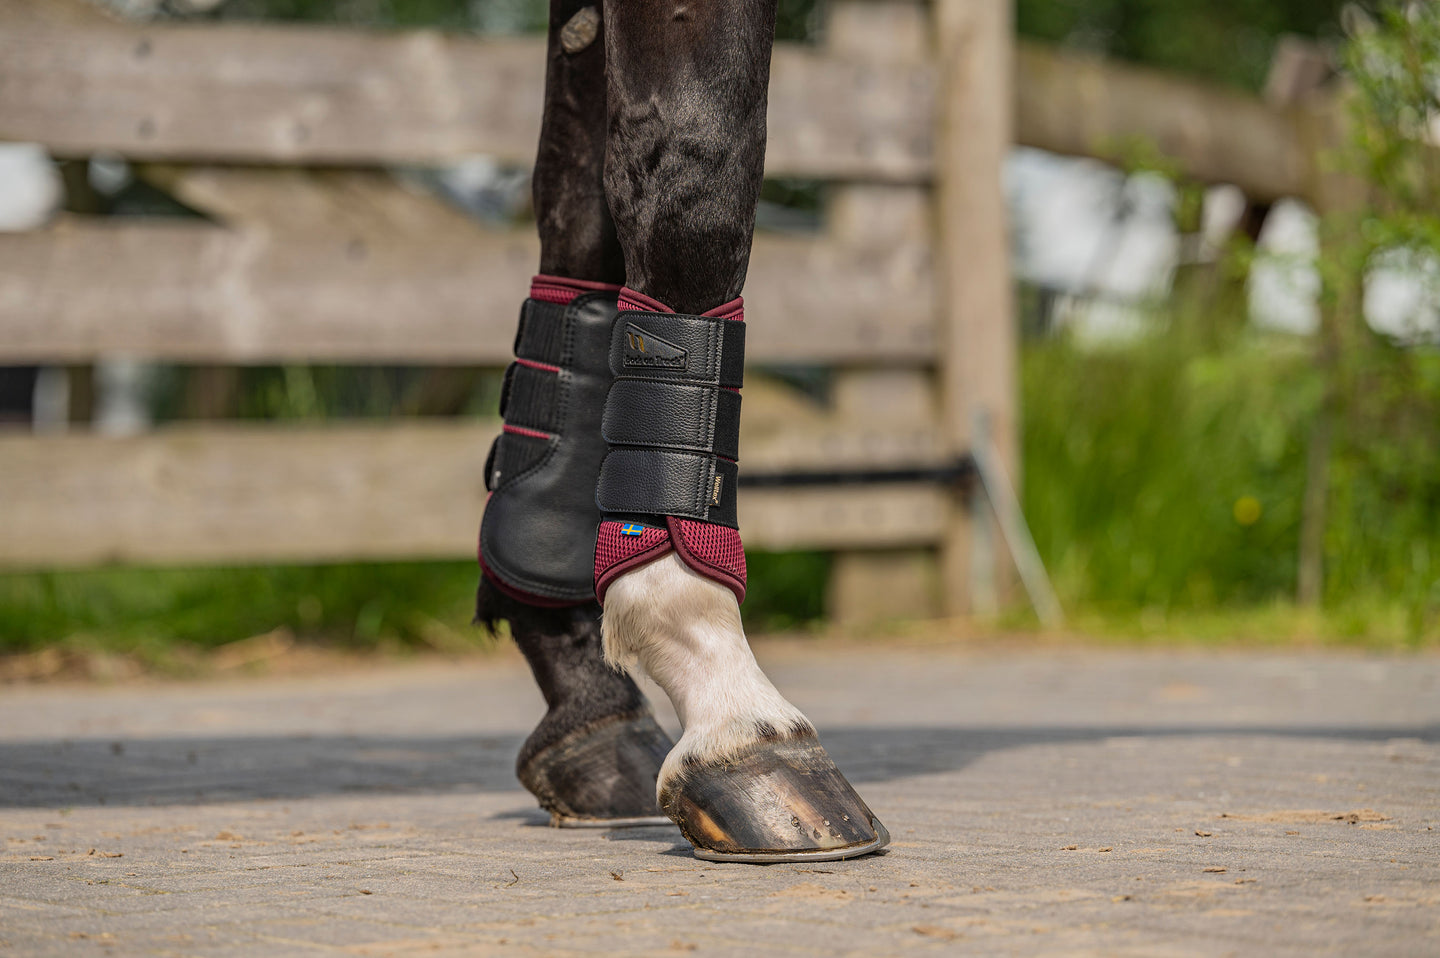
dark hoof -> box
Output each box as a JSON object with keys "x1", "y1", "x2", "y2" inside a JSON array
[
  {"x1": 659, "y1": 735, "x2": 889, "y2": 863},
  {"x1": 517, "y1": 712, "x2": 674, "y2": 828}
]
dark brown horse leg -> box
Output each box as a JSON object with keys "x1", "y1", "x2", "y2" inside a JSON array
[
  {"x1": 531, "y1": 0, "x2": 622, "y2": 284},
  {"x1": 594, "y1": 0, "x2": 888, "y2": 861},
  {"x1": 475, "y1": 0, "x2": 671, "y2": 828}
]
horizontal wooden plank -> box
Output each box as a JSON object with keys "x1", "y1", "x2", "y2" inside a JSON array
[
  {"x1": 0, "y1": 420, "x2": 947, "y2": 568},
  {"x1": 0, "y1": 213, "x2": 935, "y2": 364},
  {"x1": 0, "y1": 9, "x2": 1325, "y2": 200},
  {"x1": 1014, "y1": 41, "x2": 1311, "y2": 204},
  {"x1": 0, "y1": 19, "x2": 932, "y2": 181}
]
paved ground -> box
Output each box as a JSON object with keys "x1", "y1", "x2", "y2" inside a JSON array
[{"x1": 0, "y1": 640, "x2": 1437, "y2": 957}]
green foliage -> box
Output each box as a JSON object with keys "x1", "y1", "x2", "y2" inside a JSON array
[
  {"x1": 1020, "y1": 1, "x2": 1440, "y2": 645},
  {"x1": 0, "y1": 562, "x2": 486, "y2": 665},
  {"x1": 1318, "y1": 0, "x2": 1440, "y2": 638},
  {"x1": 0, "y1": 552, "x2": 830, "y2": 663},
  {"x1": 743, "y1": 551, "x2": 831, "y2": 630},
  {"x1": 1025, "y1": 2, "x2": 1440, "y2": 640},
  {"x1": 1016, "y1": 0, "x2": 1345, "y2": 91},
  {"x1": 1345, "y1": 2, "x2": 1440, "y2": 220},
  {"x1": 1024, "y1": 331, "x2": 1315, "y2": 611},
  {"x1": 154, "y1": 366, "x2": 500, "y2": 421},
  {"x1": 1338, "y1": 1, "x2": 1440, "y2": 289},
  {"x1": 1022, "y1": 327, "x2": 1440, "y2": 643}
]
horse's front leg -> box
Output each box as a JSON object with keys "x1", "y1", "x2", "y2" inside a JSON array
[
  {"x1": 476, "y1": 0, "x2": 672, "y2": 828},
  {"x1": 594, "y1": 0, "x2": 889, "y2": 862}
]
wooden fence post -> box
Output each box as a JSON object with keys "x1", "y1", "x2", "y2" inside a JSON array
[
  {"x1": 1296, "y1": 80, "x2": 1366, "y2": 609},
  {"x1": 934, "y1": 0, "x2": 1017, "y2": 616},
  {"x1": 823, "y1": 0, "x2": 941, "y2": 626}
]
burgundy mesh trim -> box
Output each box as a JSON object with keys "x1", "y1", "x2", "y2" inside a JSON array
[
  {"x1": 530, "y1": 274, "x2": 622, "y2": 306},
  {"x1": 502, "y1": 424, "x2": 552, "y2": 440},
  {"x1": 702, "y1": 297, "x2": 745, "y2": 321},
  {"x1": 668, "y1": 517, "x2": 747, "y2": 603},
  {"x1": 594, "y1": 521, "x2": 675, "y2": 605},
  {"x1": 617, "y1": 287, "x2": 672, "y2": 313},
  {"x1": 618, "y1": 287, "x2": 746, "y2": 322}
]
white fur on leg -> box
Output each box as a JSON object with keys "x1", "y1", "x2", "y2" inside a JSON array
[{"x1": 601, "y1": 553, "x2": 812, "y2": 791}]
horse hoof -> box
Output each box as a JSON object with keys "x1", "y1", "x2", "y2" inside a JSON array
[
  {"x1": 518, "y1": 712, "x2": 674, "y2": 828},
  {"x1": 659, "y1": 735, "x2": 889, "y2": 863}
]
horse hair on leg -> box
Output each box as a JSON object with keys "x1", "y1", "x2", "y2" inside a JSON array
[
  {"x1": 595, "y1": 0, "x2": 887, "y2": 861},
  {"x1": 533, "y1": 0, "x2": 624, "y2": 285}
]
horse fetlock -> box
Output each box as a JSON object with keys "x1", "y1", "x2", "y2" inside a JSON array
[{"x1": 600, "y1": 554, "x2": 812, "y2": 779}]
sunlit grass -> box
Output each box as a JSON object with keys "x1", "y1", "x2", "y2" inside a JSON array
[{"x1": 0, "y1": 551, "x2": 834, "y2": 673}]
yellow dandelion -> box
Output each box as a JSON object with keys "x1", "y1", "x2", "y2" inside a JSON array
[{"x1": 1233, "y1": 496, "x2": 1262, "y2": 526}]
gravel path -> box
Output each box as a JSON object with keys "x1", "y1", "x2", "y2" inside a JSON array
[{"x1": 1, "y1": 641, "x2": 1436, "y2": 956}]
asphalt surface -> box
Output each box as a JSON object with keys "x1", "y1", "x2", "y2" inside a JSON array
[{"x1": 1, "y1": 641, "x2": 1437, "y2": 956}]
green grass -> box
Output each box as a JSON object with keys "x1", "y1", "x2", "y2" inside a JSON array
[
  {"x1": 1021, "y1": 328, "x2": 1440, "y2": 647},
  {"x1": 0, "y1": 562, "x2": 486, "y2": 666},
  {"x1": 0, "y1": 551, "x2": 832, "y2": 670}
]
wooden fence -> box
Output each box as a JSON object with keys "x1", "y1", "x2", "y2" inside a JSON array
[{"x1": 0, "y1": 0, "x2": 1344, "y2": 622}]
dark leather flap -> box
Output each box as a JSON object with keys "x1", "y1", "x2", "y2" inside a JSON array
[
  {"x1": 608, "y1": 311, "x2": 745, "y2": 387},
  {"x1": 601, "y1": 379, "x2": 741, "y2": 461},
  {"x1": 595, "y1": 448, "x2": 740, "y2": 528}
]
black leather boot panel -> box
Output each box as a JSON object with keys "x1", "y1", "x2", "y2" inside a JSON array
[
  {"x1": 595, "y1": 310, "x2": 745, "y2": 529},
  {"x1": 480, "y1": 292, "x2": 618, "y2": 602}
]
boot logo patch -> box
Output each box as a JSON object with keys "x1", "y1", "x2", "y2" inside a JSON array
[{"x1": 623, "y1": 324, "x2": 687, "y2": 370}]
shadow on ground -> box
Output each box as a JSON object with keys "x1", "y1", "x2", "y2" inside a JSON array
[{"x1": 2, "y1": 723, "x2": 1434, "y2": 809}]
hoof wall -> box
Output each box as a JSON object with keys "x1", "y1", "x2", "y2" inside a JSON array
[
  {"x1": 519, "y1": 712, "x2": 672, "y2": 826},
  {"x1": 660, "y1": 735, "x2": 889, "y2": 863}
]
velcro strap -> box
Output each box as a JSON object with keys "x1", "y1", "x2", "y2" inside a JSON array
[
  {"x1": 609, "y1": 311, "x2": 744, "y2": 387},
  {"x1": 596, "y1": 449, "x2": 740, "y2": 528},
  {"x1": 513, "y1": 299, "x2": 569, "y2": 367},
  {"x1": 602, "y1": 380, "x2": 741, "y2": 461},
  {"x1": 499, "y1": 361, "x2": 560, "y2": 433}
]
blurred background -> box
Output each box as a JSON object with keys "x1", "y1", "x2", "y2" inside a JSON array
[{"x1": 1, "y1": 0, "x2": 1436, "y2": 676}]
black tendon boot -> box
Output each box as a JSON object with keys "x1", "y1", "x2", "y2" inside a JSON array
[{"x1": 478, "y1": 281, "x2": 674, "y2": 826}]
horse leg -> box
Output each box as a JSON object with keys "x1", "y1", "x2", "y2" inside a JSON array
[
  {"x1": 593, "y1": 0, "x2": 889, "y2": 861},
  {"x1": 475, "y1": 0, "x2": 671, "y2": 827}
]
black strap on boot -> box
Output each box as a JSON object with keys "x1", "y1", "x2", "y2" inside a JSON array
[
  {"x1": 596, "y1": 311, "x2": 745, "y2": 528},
  {"x1": 479, "y1": 292, "x2": 618, "y2": 603}
]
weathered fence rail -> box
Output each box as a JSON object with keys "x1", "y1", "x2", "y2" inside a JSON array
[
  {"x1": 0, "y1": 0, "x2": 1343, "y2": 621},
  {"x1": 0, "y1": 208, "x2": 934, "y2": 364},
  {"x1": 0, "y1": 12, "x2": 1325, "y2": 200},
  {"x1": 0, "y1": 419, "x2": 951, "y2": 567}
]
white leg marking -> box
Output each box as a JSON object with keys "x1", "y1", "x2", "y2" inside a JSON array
[{"x1": 601, "y1": 553, "x2": 811, "y2": 789}]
